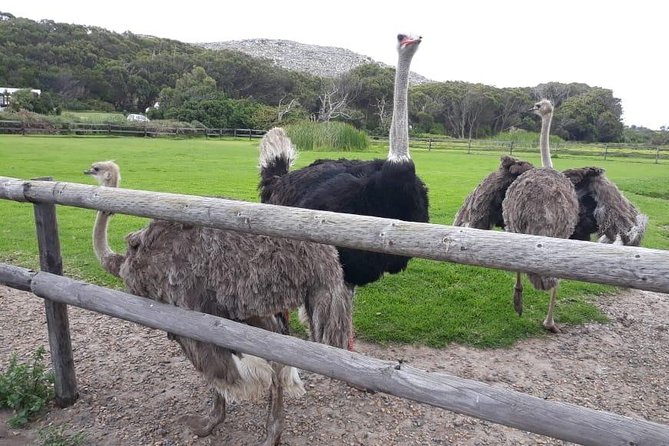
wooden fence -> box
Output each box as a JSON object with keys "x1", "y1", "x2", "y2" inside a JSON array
[
  {"x1": 2, "y1": 119, "x2": 665, "y2": 162},
  {"x1": 390, "y1": 136, "x2": 667, "y2": 163},
  {"x1": 1, "y1": 176, "x2": 669, "y2": 445},
  {"x1": 0, "y1": 120, "x2": 266, "y2": 139}
]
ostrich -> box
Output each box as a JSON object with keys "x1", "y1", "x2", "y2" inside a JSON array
[
  {"x1": 562, "y1": 166, "x2": 648, "y2": 246},
  {"x1": 258, "y1": 33, "x2": 429, "y2": 293},
  {"x1": 453, "y1": 155, "x2": 534, "y2": 229},
  {"x1": 501, "y1": 99, "x2": 580, "y2": 332},
  {"x1": 84, "y1": 161, "x2": 352, "y2": 445},
  {"x1": 453, "y1": 118, "x2": 648, "y2": 244}
]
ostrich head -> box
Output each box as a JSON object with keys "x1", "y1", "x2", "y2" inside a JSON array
[
  {"x1": 396, "y1": 33, "x2": 422, "y2": 58},
  {"x1": 84, "y1": 160, "x2": 121, "y2": 188},
  {"x1": 530, "y1": 99, "x2": 554, "y2": 117}
]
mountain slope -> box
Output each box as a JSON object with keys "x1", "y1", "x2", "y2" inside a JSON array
[{"x1": 198, "y1": 38, "x2": 431, "y2": 85}]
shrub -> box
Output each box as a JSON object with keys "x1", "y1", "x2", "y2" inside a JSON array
[
  {"x1": 285, "y1": 121, "x2": 369, "y2": 151},
  {"x1": 0, "y1": 346, "x2": 54, "y2": 427}
]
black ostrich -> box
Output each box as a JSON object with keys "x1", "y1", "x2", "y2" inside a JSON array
[{"x1": 258, "y1": 33, "x2": 429, "y2": 289}]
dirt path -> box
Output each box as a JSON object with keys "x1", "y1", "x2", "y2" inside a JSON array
[{"x1": 1, "y1": 285, "x2": 668, "y2": 445}]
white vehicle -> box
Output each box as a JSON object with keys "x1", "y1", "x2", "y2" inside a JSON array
[{"x1": 126, "y1": 113, "x2": 150, "y2": 122}]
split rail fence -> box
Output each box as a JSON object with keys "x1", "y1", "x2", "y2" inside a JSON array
[{"x1": 1, "y1": 176, "x2": 669, "y2": 446}]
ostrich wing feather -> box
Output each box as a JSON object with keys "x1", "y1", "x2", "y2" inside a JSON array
[
  {"x1": 563, "y1": 167, "x2": 648, "y2": 245},
  {"x1": 454, "y1": 156, "x2": 534, "y2": 229}
]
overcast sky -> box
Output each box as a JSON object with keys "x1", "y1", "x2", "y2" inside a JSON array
[{"x1": 5, "y1": 1, "x2": 667, "y2": 130}]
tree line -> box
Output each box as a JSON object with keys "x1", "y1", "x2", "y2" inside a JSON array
[{"x1": 1, "y1": 12, "x2": 666, "y2": 144}]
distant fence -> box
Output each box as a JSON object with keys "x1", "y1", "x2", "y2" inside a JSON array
[
  {"x1": 0, "y1": 120, "x2": 266, "y2": 139},
  {"x1": 372, "y1": 136, "x2": 668, "y2": 163},
  {"x1": 1, "y1": 119, "x2": 666, "y2": 163},
  {"x1": 1, "y1": 175, "x2": 669, "y2": 445}
]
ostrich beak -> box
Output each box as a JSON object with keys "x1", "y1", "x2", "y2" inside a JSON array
[
  {"x1": 400, "y1": 36, "x2": 422, "y2": 47},
  {"x1": 83, "y1": 169, "x2": 94, "y2": 175}
]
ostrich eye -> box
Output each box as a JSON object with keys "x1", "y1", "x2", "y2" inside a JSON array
[
  {"x1": 93, "y1": 167, "x2": 99, "y2": 172},
  {"x1": 397, "y1": 34, "x2": 406, "y2": 41}
]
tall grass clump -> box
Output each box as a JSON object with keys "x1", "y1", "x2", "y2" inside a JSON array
[
  {"x1": 285, "y1": 121, "x2": 369, "y2": 151},
  {"x1": 0, "y1": 346, "x2": 54, "y2": 427}
]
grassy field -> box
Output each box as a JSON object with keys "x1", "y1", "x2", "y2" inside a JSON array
[{"x1": 1, "y1": 135, "x2": 667, "y2": 348}]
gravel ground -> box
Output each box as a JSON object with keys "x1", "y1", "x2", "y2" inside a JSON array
[{"x1": 1, "y1": 285, "x2": 668, "y2": 445}]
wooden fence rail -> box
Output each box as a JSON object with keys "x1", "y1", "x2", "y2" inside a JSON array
[
  {"x1": 1, "y1": 176, "x2": 668, "y2": 294},
  {"x1": 0, "y1": 120, "x2": 266, "y2": 139},
  {"x1": 2, "y1": 263, "x2": 668, "y2": 446}
]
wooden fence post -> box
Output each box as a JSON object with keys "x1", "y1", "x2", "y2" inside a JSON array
[
  {"x1": 656, "y1": 146, "x2": 660, "y2": 164},
  {"x1": 604, "y1": 144, "x2": 608, "y2": 160},
  {"x1": 467, "y1": 139, "x2": 472, "y2": 154},
  {"x1": 32, "y1": 177, "x2": 78, "y2": 407},
  {"x1": 428, "y1": 138, "x2": 432, "y2": 151},
  {"x1": 509, "y1": 141, "x2": 514, "y2": 155}
]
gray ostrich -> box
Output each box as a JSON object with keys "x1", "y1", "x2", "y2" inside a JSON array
[
  {"x1": 84, "y1": 161, "x2": 352, "y2": 446},
  {"x1": 502, "y1": 99, "x2": 579, "y2": 332}
]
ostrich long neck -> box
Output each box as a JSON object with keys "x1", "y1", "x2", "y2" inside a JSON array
[
  {"x1": 93, "y1": 212, "x2": 115, "y2": 265},
  {"x1": 388, "y1": 50, "x2": 413, "y2": 162},
  {"x1": 540, "y1": 111, "x2": 554, "y2": 168},
  {"x1": 92, "y1": 172, "x2": 122, "y2": 275}
]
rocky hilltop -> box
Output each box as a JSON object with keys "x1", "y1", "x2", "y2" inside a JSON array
[{"x1": 198, "y1": 39, "x2": 431, "y2": 85}]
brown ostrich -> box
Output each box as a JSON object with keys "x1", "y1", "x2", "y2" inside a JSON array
[
  {"x1": 562, "y1": 166, "x2": 647, "y2": 246},
  {"x1": 453, "y1": 155, "x2": 534, "y2": 229},
  {"x1": 501, "y1": 99, "x2": 579, "y2": 332},
  {"x1": 84, "y1": 161, "x2": 352, "y2": 446}
]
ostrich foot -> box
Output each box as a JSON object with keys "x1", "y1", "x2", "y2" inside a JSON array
[
  {"x1": 542, "y1": 321, "x2": 561, "y2": 333},
  {"x1": 513, "y1": 289, "x2": 523, "y2": 316},
  {"x1": 179, "y1": 414, "x2": 223, "y2": 437},
  {"x1": 179, "y1": 391, "x2": 225, "y2": 437}
]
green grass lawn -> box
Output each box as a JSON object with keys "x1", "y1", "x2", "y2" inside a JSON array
[{"x1": 1, "y1": 135, "x2": 667, "y2": 348}]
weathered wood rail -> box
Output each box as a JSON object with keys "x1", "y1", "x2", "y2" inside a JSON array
[
  {"x1": 1, "y1": 175, "x2": 668, "y2": 445},
  {"x1": 2, "y1": 263, "x2": 669, "y2": 446},
  {"x1": 1, "y1": 176, "x2": 668, "y2": 293}
]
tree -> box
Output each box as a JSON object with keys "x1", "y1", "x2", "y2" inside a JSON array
[
  {"x1": 316, "y1": 79, "x2": 357, "y2": 122},
  {"x1": 555, "y1": 88, "x2": 623, "y2": 142},
  {"x1": 159, "y1": 66, "x2": 223, "y2": 120},
  {"x1": 491, "y1": 88, "x2": 533, "y2": 132},
  {"x1": 7, "y1": 89, "x2": 60, "y2": 114}
]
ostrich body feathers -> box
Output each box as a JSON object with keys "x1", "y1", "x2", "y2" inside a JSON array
[
  {"x1": 502, "y1": 168, "x2": 580, "y2": 290},
  {"x1": 260, "y1": 152, "x2": 429, "y2": 286},
  {"x1": 115, "y1": 219, "x2": 352, "y2": 401},
  {"x1": 453, "y1": 156, "x2": 534, "y2": 229},
  {"x1": 563, "y1": 167, "x2": 648, "y2": 245}
]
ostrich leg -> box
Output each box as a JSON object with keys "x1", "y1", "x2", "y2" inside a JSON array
[
  {"x1": 513, "y1": 272, "x2": 524, "y2": 316},
  {"x1": 259, "y1": 363, "x2": 285, "y2": 446},
  {"x1": 543, "y1": 286, "x2": 560, "y2": 333},
  {"x1": 179, "y1": 388, "x2": 226, "y2": 437}
]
